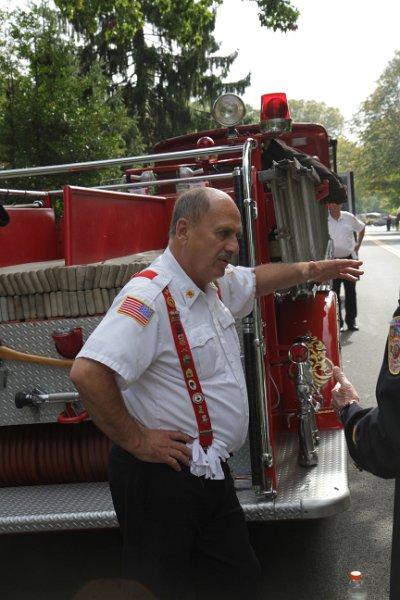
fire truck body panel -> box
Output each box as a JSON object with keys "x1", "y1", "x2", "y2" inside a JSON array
[{"x1": 0, "y1": 99, "x2": 351, "y2": 533}]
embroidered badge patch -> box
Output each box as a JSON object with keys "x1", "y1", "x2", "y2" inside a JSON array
[
  {"x1": 117, "y1": 296, "x2": 154, "y2": 327},
  {"x1": 389, "y1": 317, "x2": 400, "y2": 375}
]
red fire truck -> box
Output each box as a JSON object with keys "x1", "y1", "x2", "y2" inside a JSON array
[{"x1": 0, "y1": 92, "x2": 349, "y2": 533}]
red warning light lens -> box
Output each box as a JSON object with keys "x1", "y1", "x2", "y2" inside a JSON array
[
  {"x1": 197, "y1": 136, "x2": 215, "y2": 148},
  {"x1": 261, "y1": 93, "x2": 290, "y2": 121},
  {"x1": 289, "y1": 342, "x2": 309, "y2": 364},
  {"x1": 349, "y1": 571, "x2": 362, "y2": 582}
]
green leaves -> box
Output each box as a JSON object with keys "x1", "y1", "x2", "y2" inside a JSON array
[
  {"x1": 288, "y1": 99, "x2": 344, "y2": 138},
  {"x1": 0, "y1": 0, "x2": 300, "y2": 192},
  {"x1": 355, "y1": 51, "x2": 400, "y2": 208},
  {"x1": 252, "y1": 0, "x2": 299, "y2": 32},
  {"x1": 0, "y1": 5, "x2": 142, "y2": 192},
  {"x1": 53, "y1": 0, "x2": 298, "y2": 146}
]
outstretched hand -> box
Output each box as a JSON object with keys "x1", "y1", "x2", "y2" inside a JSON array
[
  {"x1": 132, "y1": 427, "x2": 193, "y2": 471},
  {"x1": 331, "y1": 366, "x2": 360, "y2": 414},
  {"x1": 309, "y1": 259, "x2": 363, "y2": 283}
]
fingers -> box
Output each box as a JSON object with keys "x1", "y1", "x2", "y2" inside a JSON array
[
  {"x1": 163, "y1": 445, "x2": 192, "y2": 471},
  {"x1": 332, "y1": 366, "x2": 350, "y2": 387},
  {"x1": 311, "y1": 259, "x2": 364, "y2": 283},
  {"x1": 169, "y1": 439, "x2": 192, "y2": 458},
  {"x1": 341, "y1": 266, "x2": 364, "y2": 276},
  {"x1": 165, "y1": 456, "x2": 182, "y2": 472},
  {"x1": 155, "y1": 431, "x2": 193, "y2": 468},
  {"x1": 339, "y1": 269, "x2": 364, "y2": 282},
  {"x1": 334, "y1": 259, "x2": 363, "y2": 268},
  {"x1": 167, "y1": 430, "x2": 193, "y2": 444},
  {"x1": 335, "y1": 260, "x2": 364, "y2": 281},
  {"x1": 332, "y1": 365, "x2": 342, "y2": 383},
  {"x1": 169, "y1": 447, "x2": 191, "y2": 467}
]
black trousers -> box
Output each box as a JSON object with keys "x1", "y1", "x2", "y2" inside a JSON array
[
  {"x1": 108, "y1": 445, "x2": 261, "y2": 600},
  {"x1": 390, "y1": 479, "x2": 400, "y2": 600},
  {"x1": 332, "y1": 274, "x2": 357, "y2": 327}
]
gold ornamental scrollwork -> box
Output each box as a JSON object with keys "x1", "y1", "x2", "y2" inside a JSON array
[
  {"x1": 307, "y1": 335, "x2": 334, "y2": 388},
  {"x1": 289, "y1": 333, "x2": 333, "y2": 389}
]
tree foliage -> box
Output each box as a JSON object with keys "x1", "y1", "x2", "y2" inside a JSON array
[
  {"x1": 0, "y1": 0, "x2": 300, "y2": 193},
  {"x1": 253, "y1": 0, "x2": 299, "y2": 31},
  {"x1": 289, "y1": 98, "x2": 344, "y2": 138},
  {"x1": 54, "y1": 0, "x2": 299, "y2": 147},
  {"x1": 354, "y1": 51, "x2": 400, "y2": 209},
  {"x1": 336, "y1": 136, "x2": 361, "y2": 174},
  {"x1": 0, "y1": 5, "x2": 142, "y2": 192}
]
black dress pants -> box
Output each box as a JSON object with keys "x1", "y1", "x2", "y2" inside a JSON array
[
  {"x1": 390, "y1": 478, "x2": 400, "y2": 600},
  {"x1": 108, "y1": 445, "x2": 261, "y2": 600},
  {"x1": 332, "y1": 276, "x2": 357, "y2": 327}
]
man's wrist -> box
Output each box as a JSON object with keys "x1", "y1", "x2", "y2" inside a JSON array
[
  {"x1": 338, "y1": 399, "x2": 359, "y2": 419},
  {"x1": 306, "y1": 261, "x2": 316, "y2": 282}
]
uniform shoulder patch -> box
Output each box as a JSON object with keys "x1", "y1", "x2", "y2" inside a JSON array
[
  {"x1": 388, "y1": 316, "x2": 400, "y2": 375},
  {"x1": 117, "y1": 295, "x2": 154, "y2": 327}
]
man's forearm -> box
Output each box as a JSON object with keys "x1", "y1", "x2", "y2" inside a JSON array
[
  {"x1": 357, "y1": 228, "x2": 365, "y2": 247},
  {"x1": 70, "y1": 358, "x2": 142, "y2": 454},
  {"x1": 255, "y1": 261, "x2": 310, "y2": 297},
  {"x1": 255, "y1": 258, "x2": 363, "y2": 297}
]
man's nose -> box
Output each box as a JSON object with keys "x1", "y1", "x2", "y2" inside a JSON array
[{"x1": 225, "y1": 235, "x2": 239, "y2": 255}]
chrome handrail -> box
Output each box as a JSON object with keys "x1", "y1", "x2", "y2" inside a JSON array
[
  {"x1": 91, "y1": 172, "x2": 234, "y2": 192},
  {"x1": 51, "y1": 171, "x2": 234, "y2": 195},
  {"x1": 0, "y1": 189, "x2": 48, "y2": 198},
  {"x1": 241, "y1": 138, "x2": 275, "y2": 497},
  {"x1": 0, "y1": 144, "x2": 243, "y2": 180},
  {"x1": 0, "y1": 172, "x2": 235, "y2": 198}
]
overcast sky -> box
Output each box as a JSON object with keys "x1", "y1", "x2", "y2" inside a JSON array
[{"x1": 215, "y1": 0, "x2": 400, "y2": 128}]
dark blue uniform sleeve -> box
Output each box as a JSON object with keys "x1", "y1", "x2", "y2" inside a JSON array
[{"x1": 341, "y1": 302, "x2": 400, "y2": 479}]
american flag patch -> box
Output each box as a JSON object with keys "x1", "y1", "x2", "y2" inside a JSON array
[{"x1": 117, "y1": 296, "x2": 154, "y2": 326}]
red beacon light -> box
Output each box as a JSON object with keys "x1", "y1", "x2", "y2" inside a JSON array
[
  {"x1": 288, "y1": 342, "x2": 309, "y2": 364},
  {"x1": 260, "y1": 92, "x2": 292, "y2": 134},
  {"x1": 196, "y1": 136, "x2": 215, "y2": 166},
  {"x1": 197, "y1": 136, "x2": 215, "y2": 149}
]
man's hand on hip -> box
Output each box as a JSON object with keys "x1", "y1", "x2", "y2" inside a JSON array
[{"x1": 132, "y1": 427, "x2": 193, "y2": 471}]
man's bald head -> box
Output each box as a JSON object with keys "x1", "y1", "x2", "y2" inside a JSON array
[{"x1": 169, "y1": 187, "x2": 234, "y2": 238}]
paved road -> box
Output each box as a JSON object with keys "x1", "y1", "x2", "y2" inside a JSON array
[{"x1": 0, "y1": 228, "x2": 399, "y2": 599}]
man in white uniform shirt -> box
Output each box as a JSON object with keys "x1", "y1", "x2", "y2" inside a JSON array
[
  {"x1": 71, "y1": 188, "x2": 363, "y2": 600},
  {"x1": 327, "y1": 202, "x2": 365, "y2": 331}
]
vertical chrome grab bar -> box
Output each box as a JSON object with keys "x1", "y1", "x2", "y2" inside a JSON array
[{"x1": 241, "y1": 138, "x2": 275, "y2": 496}]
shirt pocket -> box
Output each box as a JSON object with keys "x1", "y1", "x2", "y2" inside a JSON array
[
  {"x1": 216, "y1": 307, "x2": 242, "y2": 359},
  {"x1": 186, "y1": 324, "x2": 219, "y2": 380}
]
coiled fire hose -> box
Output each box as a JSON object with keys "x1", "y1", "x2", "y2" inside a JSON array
[{"x1": 0, "y1": 422, "x2": 111, "y2": 487}]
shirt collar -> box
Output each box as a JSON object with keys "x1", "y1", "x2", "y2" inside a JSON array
[
  {"x1": 161, "y1": 247, "x2": 208, "y2": 308},
  {"x1": 328, "y1": 211, "x2": 342, "y2": 222}
]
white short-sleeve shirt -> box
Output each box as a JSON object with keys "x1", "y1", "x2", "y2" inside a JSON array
[
  {"x1": 77, "y1": 248, "x2": 256, "y2": 454},
  {"x1": 328, "y1": 211, "x2": 365, "y2": 258}
]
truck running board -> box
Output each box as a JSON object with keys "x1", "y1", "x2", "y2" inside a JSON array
[
  {"x1": 0, "y1": 430, "x2": 349, "y2": 534},
  {"x1": 233, "y1": 429, "x2": 350, "y2": 520}
]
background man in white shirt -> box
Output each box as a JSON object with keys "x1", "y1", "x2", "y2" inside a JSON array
[
  {"x1": 70, "y1": 188, "x2": 363, "y2": 600},
  {"x1": 327, "y1": 202, "x2": 366, "y2": 331}
]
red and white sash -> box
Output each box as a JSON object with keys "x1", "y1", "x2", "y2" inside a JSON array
[{"x1": 134, "y1": 269, "x2": 229, "y2": 478}]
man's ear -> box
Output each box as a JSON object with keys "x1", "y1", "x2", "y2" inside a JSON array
[{"x1": 175, "y1": 217, "x2": 191, "y2": 243}]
